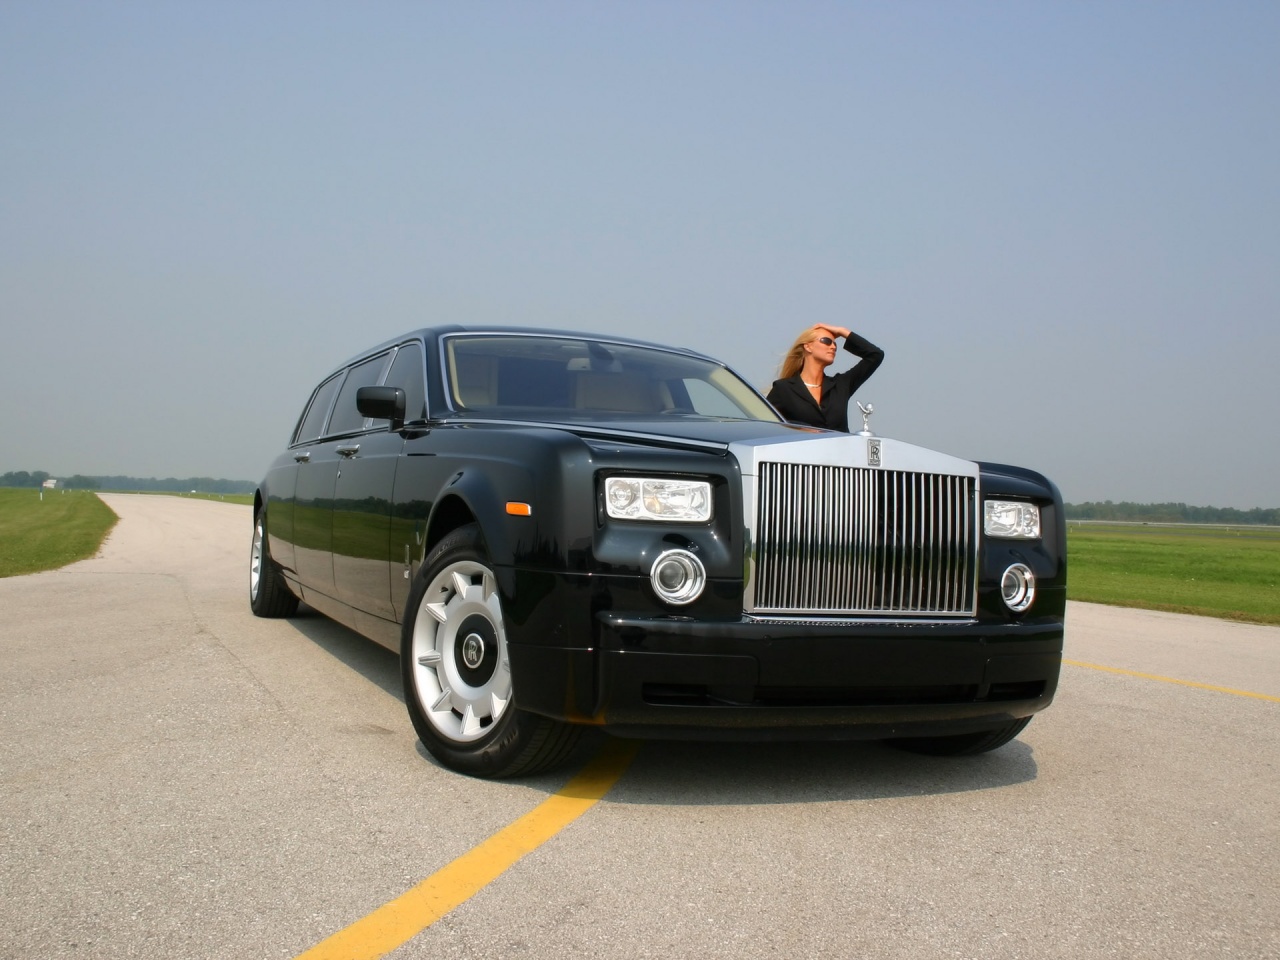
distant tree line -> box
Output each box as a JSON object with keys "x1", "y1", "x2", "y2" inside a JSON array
[
  {"x1": 1, "y1": 471, "x2": 53, "y2": 488},
  {"x1": 1, "y1": 471, "x2": 254, "y2": 494},
  {"x1": 1065, "y1": 501, "x2": 1280, "y2": 525}
]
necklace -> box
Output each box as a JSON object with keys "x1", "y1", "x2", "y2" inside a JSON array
[{"x1": 803, "y1": 381, "x2": 822, "y2": 388}]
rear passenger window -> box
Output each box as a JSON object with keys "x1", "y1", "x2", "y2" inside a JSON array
[
  {"x1": 328, "y1": 352, "x2": 392, "y2": 436},
  {"x1": 294, "y1": 374, "x2": 342, "y2": 444},
  {"x1": 384, "y1": 342, "x2": 426, "y2": 421}
]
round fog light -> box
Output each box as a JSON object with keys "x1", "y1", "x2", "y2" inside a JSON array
[
  {"x1": 1000, "y1": 563, "x2": 1036, "y2": 613},
  {"x1": 649, "y1": 549, "x2": 706, "y2": 606}
]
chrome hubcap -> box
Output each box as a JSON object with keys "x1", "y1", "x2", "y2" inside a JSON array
[{"x1": 410, "y1": 560, "x2": 511, "y2": 743}]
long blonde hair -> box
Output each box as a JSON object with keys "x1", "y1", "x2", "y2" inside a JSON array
[{"x1": 779, "y1": 327, "x2": 823, "y2": 380}]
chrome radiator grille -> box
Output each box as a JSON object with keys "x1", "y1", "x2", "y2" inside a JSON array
[{"x1": 750, "y1": 463, "x2": 978, "y2": 617}]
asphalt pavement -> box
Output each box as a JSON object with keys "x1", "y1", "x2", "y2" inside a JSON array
[{"x1": 1, "y1": 493, "x2": 1276, "y2": 959}]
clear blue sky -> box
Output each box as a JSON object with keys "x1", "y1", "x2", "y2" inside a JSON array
[{"x1": 2, "y1": 2, "x2": 1276, "y2": 508}]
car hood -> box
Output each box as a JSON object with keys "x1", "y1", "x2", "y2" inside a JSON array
[
  {"x1": 448, "y1": 414, "x2": 979, "y2": 477},
  {"x1": 571, "y1": 416, "x2": 823, "y2": 447},
  {"x1": 446, "y1": 414, "x2": 812, "y2": 450}
]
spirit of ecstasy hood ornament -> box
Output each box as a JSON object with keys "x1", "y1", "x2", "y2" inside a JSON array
[{"x1": 855, "y1": 401, "x2": 875, "y2": 437}]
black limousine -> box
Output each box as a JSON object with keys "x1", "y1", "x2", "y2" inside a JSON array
[{"x1": 251, "y1": 327, "x2": 1064, "y2": 777}]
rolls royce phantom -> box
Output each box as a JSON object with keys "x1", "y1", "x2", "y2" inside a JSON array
[{"x1": 250, "y1": 326, "x2": 1065, "y2": 777}]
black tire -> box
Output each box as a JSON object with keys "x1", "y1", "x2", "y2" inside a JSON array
[
  {"x1": 885, "y1": 717, "x2": 1032, "y2": 757},
  {"x1": 249, "y1": 509, "x2": 300, "y2": 618},
  {"x1": 401, "y1": 523, "x2": 582, "y2": 778}
]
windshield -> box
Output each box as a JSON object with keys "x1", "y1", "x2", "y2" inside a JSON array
[{"x1": 444, "y1": 334, "x2": 779, "y2": 423}]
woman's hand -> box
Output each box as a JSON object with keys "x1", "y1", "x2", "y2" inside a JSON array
[{"x1": 817, "y1": 324, "x2": 851, "y2": 340}]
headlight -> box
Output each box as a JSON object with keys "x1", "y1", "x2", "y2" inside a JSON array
[
  {"x1": 605, "y1": 477, "x2": 712, "y2": 522},
  {"x1": 984, "y1": 500, "x2": 1041, "y2": 539}
]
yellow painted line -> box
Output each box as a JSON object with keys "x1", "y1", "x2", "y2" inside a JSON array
[
  {"x1": 294, "y1": 738, "x2": 640, "y2": 960},
  {"x1": 1063, "y1": 659, "x2": 1280, "y2": 703}
]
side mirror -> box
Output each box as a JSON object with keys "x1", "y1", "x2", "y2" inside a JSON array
[{"x1": 356, "y1": 386, "x2": 407, "y2": 431}]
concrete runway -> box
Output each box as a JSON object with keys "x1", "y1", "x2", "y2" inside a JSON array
[{"x1": 2, "y1": 493, "x2": 1277, "y2": 959}]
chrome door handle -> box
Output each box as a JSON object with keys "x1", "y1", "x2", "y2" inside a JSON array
[
  {"x1": 293, "y1": 451, "x2": 311, "y2": 463},
  {"x1": 336, "y1": 444, "x2": 361, "y2": 458}
]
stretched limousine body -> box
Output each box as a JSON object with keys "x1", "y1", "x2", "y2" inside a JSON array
[{"x1": 251, "y1": 326, "x2": 1065, "y2": 777}]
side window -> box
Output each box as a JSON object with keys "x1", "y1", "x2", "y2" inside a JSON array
[
  {"x1": 327, "y1": 352, "x2": 392, "y2": 436},
  {"x1": 383, "y1": 342, "x2": 426, "y2": 421},
  {"x1": 293, "y1": 374, "x2": 342, "y2": 444}
]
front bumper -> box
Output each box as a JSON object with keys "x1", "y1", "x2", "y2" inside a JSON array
[{"x1": 508, "y1": 611, "x2": 1063, "y2": 741}]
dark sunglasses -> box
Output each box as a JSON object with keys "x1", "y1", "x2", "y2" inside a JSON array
[{"x1": 815, "y1": 336, "x2": 836, "y2": 346}]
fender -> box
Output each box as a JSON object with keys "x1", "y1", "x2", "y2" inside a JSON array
[{"x1": 424, "y1": 463, "x2": 536, "y2": 570}]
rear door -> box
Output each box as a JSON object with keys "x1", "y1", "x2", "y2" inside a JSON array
[{"x1": 279, "y1": 372, "x2": 342, "y2": 590}]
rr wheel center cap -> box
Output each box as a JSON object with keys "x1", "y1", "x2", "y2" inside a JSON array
[{"x1": 461, "y1": 632, "x2": 486, "y2": 670}]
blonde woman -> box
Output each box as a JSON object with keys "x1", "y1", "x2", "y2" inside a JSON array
[{"x1": 766, "y1": 325, "x2": 884, "y2": 431}]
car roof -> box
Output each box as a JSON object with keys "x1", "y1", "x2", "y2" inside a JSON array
[{"x1": 336, "y1": 324, "x2": 721, "y2": 370}]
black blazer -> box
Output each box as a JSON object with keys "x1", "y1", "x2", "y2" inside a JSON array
[{"x1": 766, "y1": 332, "x2": 884, "y2": 432}]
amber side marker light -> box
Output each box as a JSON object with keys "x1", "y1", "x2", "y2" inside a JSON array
[{"x1": 506, "y1": 502, "x2": 532, "y2": 516}]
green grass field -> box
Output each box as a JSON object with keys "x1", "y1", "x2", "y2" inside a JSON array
[
  {"x1": 1066, "y1": 522, "x2": 1280, "y2": 625},
  {"x1": 0, "y1": 488, "x2": 118, "y2": 578}
]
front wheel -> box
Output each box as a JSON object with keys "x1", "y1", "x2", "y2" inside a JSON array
[
  {"x1": 885, "y1": 717, "x2": 1032, "y2": 757},
  {"x1": 401, "y1": 524, "x2": 582, "y2": 778}
]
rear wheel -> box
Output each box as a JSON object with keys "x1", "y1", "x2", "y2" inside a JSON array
[
  {"x1": 886, "y1": 717, "x2": 1032, "y2": 756},
  {"x1": 249, "y1": 509, "x2": 299, "y2": 618},
  {"x1": 401, "y1": 524, "x2": 582, "y2": 778}
]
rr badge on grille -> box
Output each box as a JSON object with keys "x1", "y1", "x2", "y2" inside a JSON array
[{"x1": 868, "y1": 438, "x2": 882, "y2": 467}]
